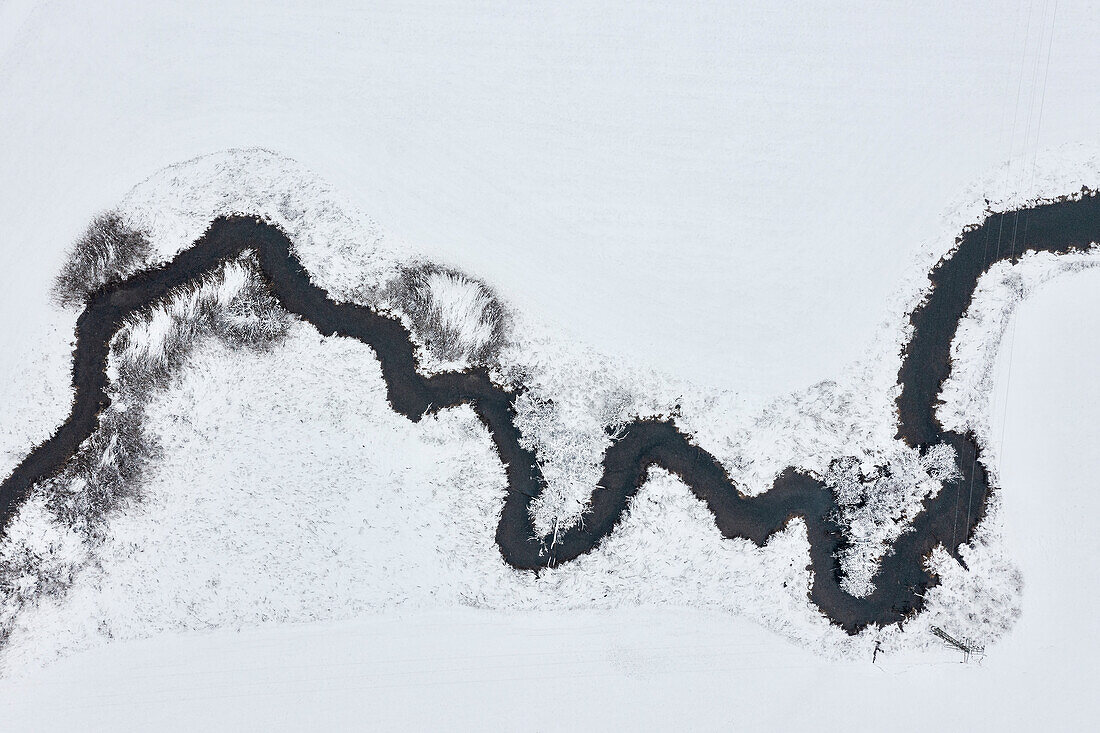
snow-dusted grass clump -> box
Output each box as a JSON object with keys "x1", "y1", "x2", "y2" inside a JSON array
[
  {"x1": 506, "y1": 336, "x2": 679, "y2": 536},
  {"x1": 383, "y1": 263, "x2": 509, "y2": 370},
  {"x1": 110, "y1": 255, "x2": 289, "y2": 401},
  {"x1": 0, "y1": 496, "x2": 86, "y2": 646},
  {"x1": 513, "y1": 390, "x2": 613, "y2": 536},
  {"x1": 52, "y1": 212, "x2": 152, "y2": 308}
]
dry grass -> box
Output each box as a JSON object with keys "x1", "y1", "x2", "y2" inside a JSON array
[
  {"x1": 46, "y1": 255, "x2": 290, "y2": 540},
  {"x1": 52, "y1": 212, "x2": 152, "y2": 308},
  {"x1": 384, "y1": 263, "x2": 508, "y2": 366}
]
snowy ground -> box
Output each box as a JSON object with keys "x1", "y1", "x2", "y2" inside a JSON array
[
  {"x1": 2, "y1": 267, "x2": 1094, "y2": 732},
  {"x1": 1, "y1": 1, "x2": 1099, "y2": 730},
  {"x1": 3, "y1": 0, "x2": 1098, "y2": 397},
  {"x1": 2, "y1": 145, "x2": 1073, "y2": 672}
]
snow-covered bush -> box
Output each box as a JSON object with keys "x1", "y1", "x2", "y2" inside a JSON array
[
  {"x1": 44, "y1": 408, "x2": 152, "y2": 541},
  {"x1": 513, "y1": 390, "x2": 610, "y2": 537},
  {"x1": 825, "y1": 443, "x2": 958, "y2": 597},
  {"x1": 52, "y1": 212, "x2": 152, "y2": 308},
  {"x1": 383, "y1": 263, "x2": 508, "y2": 368}
]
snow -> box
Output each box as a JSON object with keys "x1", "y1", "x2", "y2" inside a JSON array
[
  {"x1": 824, "y1": 445, "x2": 959, "y2": 599},
  {"x1": 1, "y1": 0, "x2": 1099, "y2": 729},
  {"x1": 0, "y1": 318, "x2": 840, "y2": 671},
  {"x1": 3, "y1": 0, "x2": 1098, "y2": 396},
  {"x1": 0, "y1": 143, "x2": 1094, "y2": 722},
  {"x1": 3, "y1": 260, "x2": 1097, "y2": 732}
]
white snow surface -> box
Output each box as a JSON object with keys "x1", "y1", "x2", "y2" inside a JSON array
[{"x1": 1, "y1": 2, "x2": 1099, "y2": 730}]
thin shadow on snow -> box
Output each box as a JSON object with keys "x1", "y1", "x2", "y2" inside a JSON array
[{"x1": 3, "y1": 194, "x2": 1100, "y2": 633}]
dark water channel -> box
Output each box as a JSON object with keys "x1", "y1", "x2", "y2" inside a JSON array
[{"x1": 4, "y1": 196, "x2": 1099, "y2": 632}]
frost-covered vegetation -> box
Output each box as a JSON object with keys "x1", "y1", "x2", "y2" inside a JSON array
[
  {"x1": 0, "y1": 250, "x2": 287, "y2": 648},
  {"x1": 383, "y1": 263, "x2": 509, "y2": 370},
  {"x1": 52, "y1": 212, "x2": 152, "y2": 308},
  {"x1": 824, "y1": 444, "x2": 958, "y2": 597},
  {"x1": 110, "y1": 256, "x2": 289, "y2": 403},
  {"x1": 3, "y1": 147, "x2": 1100, "y2": 673}
]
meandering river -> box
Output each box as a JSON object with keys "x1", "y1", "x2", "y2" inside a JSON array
[{"x1": 3, "y1": 195, "x2": 1099, "y2": 632}]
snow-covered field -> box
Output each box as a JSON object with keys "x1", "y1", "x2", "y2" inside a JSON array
[{"x1": 1, "y1": 1, "x2": 1099, "y2": 730}]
